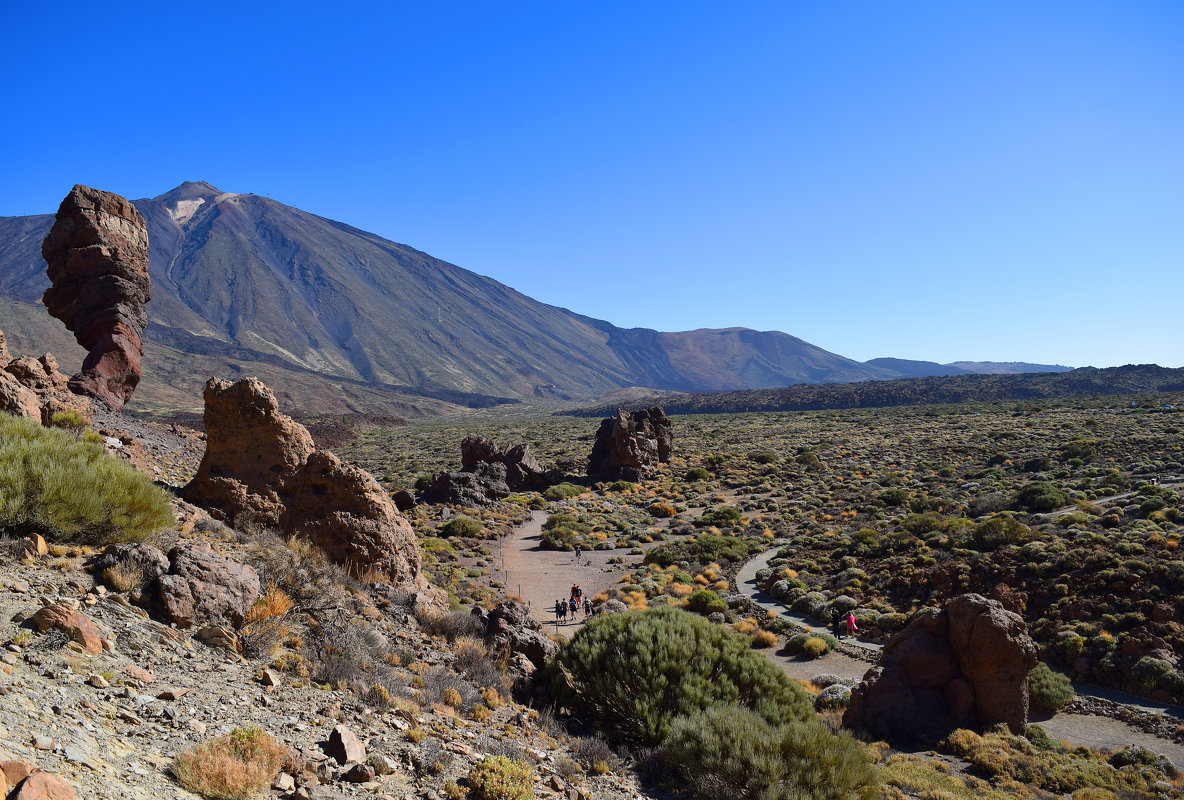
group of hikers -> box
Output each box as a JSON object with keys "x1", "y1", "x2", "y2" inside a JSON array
[
  {"x1": 554, "y1": 583, "x2": 594, "y2": 623},
  {"x1": 831, "y1": 608, "x2": 859, "y2": 639}
]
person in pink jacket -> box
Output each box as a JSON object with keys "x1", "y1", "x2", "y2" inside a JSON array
[{"x1": 846, "y1": 611, "x2": 858, "y2": 637}]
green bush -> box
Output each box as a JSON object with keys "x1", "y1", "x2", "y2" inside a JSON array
[
  {"x1": 686, "y1": 588, "x2": 727, "y2": 614},
  {"x1": 546, "y1": 606, "x2": 814, "y2": 745},
  {"x1": 544, "y1": 482, "x2": 586, "y2": 501},
  {"x1": 660, "y1": 704, "x2": 879, "y2": 800},
  {"x1": 606, "y1": 480, "x2": 637, "y2": 492},
  {"x1": 438, "y1": 517, "x2": 482, "y2": 538},
  {"x1": 877, "y1": 488, "x2": 909, "y2": 507},
  {"x1": 466, "y1": 755, "x2": 534, "y2": 800},
  {"x1": 540, "y1": 512, "x2": 589, "y2": 550},
  {"x1": 0, "y1": 414, "x2": 173, "y2": 544},
  {"x1": 645, "y1": 534, "x2": 755, "y2": 567},
  {"x1": 684, "y1": 467, "x2": 711, "y2": 481},
  {"x1": 694, "y1": 506, "x2": 743, "y2": 528},
  {"x1": 971, "y1": 515, "x2": 1030, "y2": 550},
  {"x1": 1028, "y1": 663, "x2": 1074, "y2": 713},
  {"x1": 801, "y1": 637, "x2": 829, "y2": 658},
  {"x1": 1015, "y1": 481, "x2": 1068, "y2": 512}
]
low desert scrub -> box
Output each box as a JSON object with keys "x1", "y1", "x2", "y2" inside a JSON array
[
  {"x1": 101, "y1": 562, "x2": 148, "y2": 592},
  {"x1": 544, "y1": 482, "x2": 587, "y2": 501},
  {"x1": 421, "y1": 610, "x2": 485, "y2": 641},
  {"x1": 466, "y1": 755, "x2": 535, "y2": 800},
  {"x1": 751, "y1": 629, "x2": 778, "y2": 648},
  {"x1": 245, "y1": 585, "x2": 293, "y2": 623},
  {"x1": 172, "y1": 726, "x2": 288, "y2": 800},
  {"x1": 1027, "y1": 662, "x2": 1074, "y2": 713},
  {"x1": 0, "y1": 413, "x2": 174, "y2": 544}
]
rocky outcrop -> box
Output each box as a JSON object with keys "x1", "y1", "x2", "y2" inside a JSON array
[
  {"x1": 41, "y1": 185, "x2": 151, "y2": 410},
  {"x1": 181, "y1": 377, "x2": 424, "y2": 585},
  {"x1": 421, "y1": 435, "x2": 563, "y2": 506},
  {"x1": 480, "y1": 600, "x2": 559, "y2": 672},
  {"x1": 156, "y1": 544, "x2": 261, "y2": 629},
  {"x1": 29, "y1": 605, "x2": 105, "y2": 655},
  {"x1": 843, "y1": 593, "x2": 1037, "y2": 743},
  {"x1": 0, "y1": 342, "x2": 93, "y2": 425},
  {"x1": 587, "y1": 407, "x2": 673, "y2": 481}
]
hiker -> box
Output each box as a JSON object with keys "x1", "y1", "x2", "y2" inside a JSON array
[
  {"x1": 831, "y1": 609, "x2": 843, "y2": 639},
  {"x1": 846, "y1": 610, "x2": 858, "y2": 638},
  {"x1": 569, "y1": 596, "x2": 578, "y2": 617},
  {"x1": 583, "y1": 597, "x2": 592, "y2": 617},
  {"x1": 570, "y1": 584, "x2": 578, "y2": 600},
  {"x1": 556, "y1": 599, "x2": 566, "y2": 622},
  {"x1": 574, "y1": 584, "x2": 583, "y2": 601},
  {"x1": 574, "y1": 544, "x2": 582, "y2": 562}
]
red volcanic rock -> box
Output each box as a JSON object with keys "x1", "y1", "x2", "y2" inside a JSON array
[
  {"x1": 843, "y1": 593, "x2": 1037, "y2": 743},
  {"x1": 587, "y1": 407, "x2": 674, "y2": 481},
  {"x1": 182, "y1": 377, "x2": 425, "y2": 587},
  {"x1": 30, "y1": 605, "x2": 105, "y2": 655},
  {"x1": 41, "y1": 185, "x2": 150, "y2": 410},
  {"x1": 0, "y1": 342, "x2": 93, "y2": 424}
]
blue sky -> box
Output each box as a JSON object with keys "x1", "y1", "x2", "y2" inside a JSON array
[{"x1": 2, "y1": 2, "x2": 1181, "y2": 368}]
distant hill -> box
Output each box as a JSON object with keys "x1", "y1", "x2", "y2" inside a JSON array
[
  {"x1": 864, "y1": 358, "x2": 970, "y2": 378},
  {"x1": 563, "y1": 364, "x2": 1184, "y2": 417},
  {"x1": 0, "y1": 181, "x2": 917, "y2": 414},
  {"x1": 946, "y1": 360, "x2": 1073, "y2": 374}
]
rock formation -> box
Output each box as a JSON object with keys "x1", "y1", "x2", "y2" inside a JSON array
[
  {"x1": 421, "y1": 434, "x2": 563, "y2": 506},
  {"x1": 843, "y1": 593, "x2": 1037, "y2": 743},
  {"x1": 181, "y1": 377, "x2": 425, "y2": 586},
  {"x1": 0, "y1": 339, "x2": 93, "y2": 425},
  {"x1": 156, "y1": 544, "x2": 261, "y2": 629},
  {"x1": 587, "y1": 407, "x2": 673, "y2": 481},
  {"x1": 41, "y1": 185, "x2": 151, "y2": 410}
]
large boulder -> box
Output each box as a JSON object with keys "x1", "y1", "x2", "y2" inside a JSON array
[
  {"x1": 30, "y1": 606, "x2": 105, "y2": 655},
  {"x1": 155, "y1": 544, "x2": 261, "y2": 629},
  {"x1": 843, "y1": 593, "x2": 1037, "y2": 743},
  {"x1": 421, "y1": 462, "x2": 511, "y2": 507},
  {"x1": 41, "y1": 185, "x2": 151, "y2": 410},
  {"x1": 181, "y1": 377, "x2": 425, "y2": 586},
  {"x1": 483, "y1": 600, "x2": 559, "y2": 671},
  {"x1": 0, "y1": 343, "x2": 93, "y2": 425},
  {"x1": 587, "y1": 407, "x2": 673, "y2": 481},
  {"x1": 422, "y1": 435, "x2": 563, "y2": 506}
]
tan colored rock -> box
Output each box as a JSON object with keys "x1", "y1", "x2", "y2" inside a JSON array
[
  {"x1": 30, "y1": 605, "x2": 104, "y2": 654},
  {"x1": 0, "y1": 328, "x2": 8, "y2": 362},
  {"x1": 41, "y1": 185, "x2": 151, "y2": 410},
  {"x1": 0, "y1": 344, "x2": 92, "y2": 424},
  {"x1": 182, "y1": 377, "x2": 424, "y2": 585},
  {"x1": 24, "y1": 535, "x2": 48, "y2": 557},
  {"x1": 325, "y1": 725, "x2": 366, "y2": 765},
  {"x1": 0, "y1": 369, "x2": 42, "y2": 420},
  {"x1": 156, "y1": 543, "x2": 260, "y2": 629},
  {"x1": 9, "y1": 770, "x2": 79, "y2": 800},
  {"x1": 0, "y1": 760, "x2": 36, "y2": 787},
  {"x1": 0, "y1": 767, "x2": 8, "y2": 798}
]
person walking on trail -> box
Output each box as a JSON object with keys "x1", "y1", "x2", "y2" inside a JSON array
[
  {"x1": 832, "y1": 609, "x2": 843, "y2": 639},
  {"x1": 570, "y1": 584, "x2": 578, "y2": 601},
  {"x1": 556, "y1": 600, "x2": 566, "y2": 623},
  {"x1": 569, "y1": 597, "x2": 578, "y2": 617},
  {"x1": 583, "y1": 597, "x2": 592, "y2": 618},
  {"x1": 846, "y1": 610, "x2": 858, "y2": 638},
  {"x1": 574, "y1": 585, "x2": 582, "y2": 602},
  {"x1": 574, "y1": 544, "x2": 582, "y2": 563}
]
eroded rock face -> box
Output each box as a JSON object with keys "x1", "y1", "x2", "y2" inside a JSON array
[
  {"x1": 41, "y1": 185, "x2": 151, "y2": 410},
  {"x1": 843, "y1": 593, "x2": 1037, "y2": 743},
  {"x1": 482, "y1": 600, "x2": 559, "y2": 673},
  {"x1": 587, "y1": 407, "x2": 673, "y2": 481},
  {"x1": 422, "y1": 435, "x2": 563, "y2": 506},
  {"x1": 181, "y1": 377, "x2": 424, "y2": 586},
  {"x1": 0, "y1": 339, "x2": 93, "y2": 425},
  {"x1": 156, "y1": 544, "x2": 261, "y2": 629}
]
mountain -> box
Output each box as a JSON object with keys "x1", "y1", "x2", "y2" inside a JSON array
[
  {"x1": 0, "y1": 182, "x2": 913, "y2": 414},
  {"x1": 864, "y1": 358, "x2": 971, "y2": 378},
  {"x1": 564, "y1": 364, "x2": 1184, "y2": 417},
  {"x1": 945, "y1": 360, "x2": 1074, "y2": 374}
]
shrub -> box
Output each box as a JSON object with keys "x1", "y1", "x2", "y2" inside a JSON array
[
  {"x1": 971, "y1": 515, "x2": 1030, "y2": 550},
  {"x1": 546, "y1": 606, "x2": 813, "y2": 745},
  {"x1": 1015, "y1": 482, "x2": 1068, "y2": 513},
  {"x1": 694, "y1": 506, "x2": 743, "y2": 528},
  {"x1": 1027, "y1": 663, "x2": 1074, "y2": 713},
  {"x1": 660, "y1": 704, "x2": 879, "y2": 800},
  {"x1": 47, "y1": 409, "x2": 88, "y2": 434},
  {"x1": 172, "y1": 726, "x2": 287, "y2": 800},
  {"x1": 685, "y1": 467, "x2": 711, "y2": 481},
  {"x1": 686, "y1": 588, "x2": 727, "y2": 614},
  {"x1": 648, "y1": 501, "x2": 677, "y2": 518},
  {"x1": 0, "y1": 414, "x2": 174, "y2": 544},
  {"x1": 751, "y1": 629, "x2": 778, "y2": 648},
  {"x1": 466, "y1": 755, "x2": 534, "y2": 800},
  {"x1": 801, "y1": 637, "x2": 829, "y2": 658},
  {"x1": 878, "y1": 488, "x2": 909, "y2": 507},
  {"x1": 606, "y1": 480, "x2": 637, "y2": 492},
  {"x1": 439, "y1": 517, "x2": 482, "y2": 538},
  {"x1": 545, "y1": 482, "x2": 586, "y2": 501}
]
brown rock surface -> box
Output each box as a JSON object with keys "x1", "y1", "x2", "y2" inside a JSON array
[
  {"x1": 156, "y1": 544, "x2": 261, "y2": 629},
  {"x1": 30, "y1": 605, "x2": 104, "y2": 654},
  {"x1": 460, "y1": 434, "x2": 560, "y2": 490},
  {"x1": 40, "y1": 184, "x2": 151, "y2": 410},
  {"x1": 587, "y1": 407, "x2": 673, "y2": 481},
  {"x1": 325, "y1": 725, "x2": 366, "y2": 765},
  {"x1": 0, "y1": 342, "x2": 92, "y2": 424},
  {"x1": 843, "y1": 593, "x2": 1037, "y2": 743},
  {"x1": 182, "y1": 377, "x2": 424, "y2": 585},
  {"x1": 9, "y1": 770, "x2": 79, "y2": 800}
]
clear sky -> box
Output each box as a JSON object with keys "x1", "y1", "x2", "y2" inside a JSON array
[{"x1": 2, "y1": 2, "x2": 1181, "y2": 368}]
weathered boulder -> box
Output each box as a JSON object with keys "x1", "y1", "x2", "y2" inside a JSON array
[
  {"x1": 460, "y1": 434, "x2": 562, "y2": 490},
  {"x1": 587, "y1": 407, "x2": 673, "y2": 481},
  {"x1": 93, "y1": 542, "x2": 171, "y2": 585},
  {"x1": 0, "y1": 343, "x2": 93, "y2": 425},
  {"x1": 483, "y1": 600, "x2": 559, "y2": 671},
  {"x1": 8, "y1": 769, "x2": 79, "y2": 800},
  {"x1": 843, "y1": 593, "x2": 1037, "y2": 743},
  {"x1": 30, "y1": 606, "x2": 104, "y2": 654},
  {"x1": 156, "y1": 544, "x2": 260, "y2": 629},
  {"x1": 41, "y1": 185, "x2": 151, "y2": 410},
  {"x1": 325, "y1": 725, "x2": 366, "y2": 765},
  {"x1": 181, "y1": 377, "x2": 424, "y2": 586},
  {"x1": 421, "y1": 462, "x2": 511, "y2": 507}
]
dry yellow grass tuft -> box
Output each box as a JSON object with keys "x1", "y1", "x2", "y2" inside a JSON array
[
  {"x1": 172, "y1": 727, "x2": 287, "y2": 800},
  {"x1": 245, "y1": 585, "x2": 293, "y2": 624}
]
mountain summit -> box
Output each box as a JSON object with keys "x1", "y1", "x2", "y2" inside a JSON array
[{"x1": 0, "y1": 182, "x2": 1013, "y2": 413}]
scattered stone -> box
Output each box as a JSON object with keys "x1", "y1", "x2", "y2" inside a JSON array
[
  {"x1": 32, "y1": 736, "x2": 53, "y2": 751},
  {"x1": 29, "y1": 605, "x2": 104, "y2": 655},
  {"x1": 123, "y1": 665, "x2": 154, "y2": 685},
  {"x1": 194, "y1": 625, "x2": 239, "y2": 652},
  {"x1": 587, "y1": 407, "x2": 673, "y2": 481},
  {"x1": 23, "y1": 536, "x2": 48, "y2": 558},
  {"x1": 157, "y1": 686, "x2": 191, "y2": 701},
  {"x1": 325, "y1": 724, "x2": 366, "y2": 765},
  {"x1": 259, "y1": 669, "x2": 281, "y2": 687},
  {"x1": 41, "y1": 184, "x2": 151, "y2": 410},
  {"x1": 87, "y1": 674, "x2": 109, "y2": 689},
  {"x1": 9, "y1": 770, "x2": 79, "y2": 800},
  {"x1": 273, "y1": 772, "x2": 296, "y2": 792},
  {"x1": 342, "y1": 762, "x2": 376, "y2": 783}
]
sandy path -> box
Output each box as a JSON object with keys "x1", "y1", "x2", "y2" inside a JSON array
[{"x1": 497, "y1": 511, "x2": 632, "y2": 635}]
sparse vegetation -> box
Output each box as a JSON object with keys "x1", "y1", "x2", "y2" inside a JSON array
[{"x1": 172, "y1": 726, "x2": 288, "y2": 800}]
